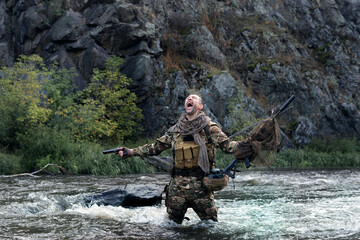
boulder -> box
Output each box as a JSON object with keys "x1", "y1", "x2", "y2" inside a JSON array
[
  {"x1": 83, "y1": 185, "x2": 163, "y2": 208},
  {"x1": 23, "y1": 6, "x2": 48, "y2": 40},
  {"x1": 50, "y1": 10, "x2": 85, "y2": 42}
]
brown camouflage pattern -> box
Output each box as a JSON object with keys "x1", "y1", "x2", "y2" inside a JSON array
[
  {"x1": 166, "y1": 175, "x2": 217, "y2": 224},
  {"x1": 234, "y1": 117, "x2": 281, "y2": 166},
  {"x1": 133, "y1": 121, "x2": 238, "y2": 157},
  {"x1": 248, "y1": 117, "x2": 281, "y2": 166},
  {"x1": 133, "y1": 121, "x2": 238, "y2": 223}
]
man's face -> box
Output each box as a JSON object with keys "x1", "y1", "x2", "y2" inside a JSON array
[{"x1": 184, "y1": 94, "x2": 203, "y2": 116}]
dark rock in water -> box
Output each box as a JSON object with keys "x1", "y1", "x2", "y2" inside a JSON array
[{"x1": 84, "y1": 185, "x2": 163, "y2": 208}]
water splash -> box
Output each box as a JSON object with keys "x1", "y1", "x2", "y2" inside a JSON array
[{"x1": 1, "y1": 170, "x2": 359, "y2": 239}]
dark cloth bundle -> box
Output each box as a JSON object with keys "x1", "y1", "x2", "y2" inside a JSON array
[{"x1": 235, "y1": 117, "x2": 281, "y2": 166}]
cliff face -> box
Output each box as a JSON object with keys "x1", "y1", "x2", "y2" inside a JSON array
[{"x1": 1, "y1": 0, "x2": 360, "y2": 146}]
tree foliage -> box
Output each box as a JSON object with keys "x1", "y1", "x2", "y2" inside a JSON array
[
  {"x1": 0, "y1": 54, "x2": 143, "y2": 173},
  {"x1": 74, "y1": 55, "x2": 143, "y2": 142},
  {"x1": 0, "y1": 55, "x2": 51, "y2": 149}
]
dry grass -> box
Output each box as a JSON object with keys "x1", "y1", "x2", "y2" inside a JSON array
[{"x1": 162, "y1": 48, "x2": 182, "y2": 73}]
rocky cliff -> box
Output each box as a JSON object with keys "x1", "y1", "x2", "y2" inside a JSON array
[{"x1": 1, "y1": 0, "x2": 360, "y2": 146}]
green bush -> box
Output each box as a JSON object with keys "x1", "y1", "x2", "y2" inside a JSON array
[
  {"x1": 0, "y1": 152, "x2": 22, "y2": 175},
  {"x1": 0, "y1": 55, "x2": 52, "y2": 151},
  {"x1": 16, "y1": 126, "x2": 156, "y2": 175},
  {"x1": 69, "y1": 143, "x2": 156, "y2": 175},
  {"x1": 0, "y1": 55, "x2": 147, "y2": 175},
  {"x1": 273, "y1": 143, "x2": 360, "y2": 169},
  {"x1": 307, "y1": 137, "x2": 359, "y2": 153},
  {"x1": 17, "y1": 126, "x2": 75, "y2": 173}
]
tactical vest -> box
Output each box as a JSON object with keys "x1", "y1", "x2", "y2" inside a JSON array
[{"x1": 173, "y1": 125, "x2": 215, "y2": 170}]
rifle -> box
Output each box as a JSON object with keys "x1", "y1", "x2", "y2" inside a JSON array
[
  {"x1": 102, "y1": 147, "x2": 128, "y2": 157},
  {"x1": 209, "y1": 95, "x2": 295, "y2": 180}
]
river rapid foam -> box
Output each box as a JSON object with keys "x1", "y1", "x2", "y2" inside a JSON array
[{"x1": 1, "y1": 170, "x2": 359, "y2": 239}]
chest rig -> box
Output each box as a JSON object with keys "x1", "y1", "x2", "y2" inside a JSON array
[{"x1": 173, "y1": 125, "x2": 215, "y2": 170}]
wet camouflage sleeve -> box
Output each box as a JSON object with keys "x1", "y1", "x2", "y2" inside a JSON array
[
  {"x1": 133, "y1": 128, "x2": 173, "y2": 157},
  {"x1": 209, "y1": 123, "x2": 238, "y2": 153}
]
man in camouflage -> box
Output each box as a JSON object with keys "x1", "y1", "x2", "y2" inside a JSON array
[{"x1": 119, "y1": 94, "x2": 246, "y2": 224}]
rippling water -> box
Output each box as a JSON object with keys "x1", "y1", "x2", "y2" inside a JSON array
[{"x1": 1, "y1": 170, "x2": 359, "y2": 239}]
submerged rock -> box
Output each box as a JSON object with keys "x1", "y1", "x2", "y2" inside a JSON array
[{"x1": 83, "y1": 185, "x2": 163, "y2": 208}]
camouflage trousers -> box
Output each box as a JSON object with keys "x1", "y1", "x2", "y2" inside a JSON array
[{"x1": 166, "y1": 175, "x2": 218, "y2": 224}]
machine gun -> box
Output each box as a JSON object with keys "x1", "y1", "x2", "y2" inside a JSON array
[
  {"x1": 102, "y1": 147, "x2": 128, "y2": 157},
  {"x1": 209, "y1": 95, "x2": 295, "y2": 180}
]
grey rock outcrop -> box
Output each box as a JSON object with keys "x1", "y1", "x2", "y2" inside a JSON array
[
  {"x1": 294, "y1": 117, "x2": 318, "y2": 147},
  {"x1": 1, "y1": 0, "x2": 360, "y2": 146}
]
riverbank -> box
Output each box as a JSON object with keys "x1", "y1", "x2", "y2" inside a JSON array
[
  {"x1": 217, "y1": 137, "x2": 360, "y2": 170},
  {"x1": 1, "y1": 137, "x2": 359, "y2": 176}
]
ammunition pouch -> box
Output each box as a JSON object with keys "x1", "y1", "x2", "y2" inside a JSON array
[
  {"x1": 174, "y1": 144, "x2": 200, "y2": 169},
  {"x1": 203, "y1": 170, "x2": 229, "y2": 191}
]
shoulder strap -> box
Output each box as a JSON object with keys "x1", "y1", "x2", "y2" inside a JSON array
[{"x1": 204, "y1": 124, "x2": 213, "y2": 144}]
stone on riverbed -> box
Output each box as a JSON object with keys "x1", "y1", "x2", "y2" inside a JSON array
[{"x1": 83, "y1": 185, "x2": 163, "y2": 208}]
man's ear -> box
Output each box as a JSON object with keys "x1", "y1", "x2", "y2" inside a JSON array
[{"x1": 198, "y1": 103, "x2": 204, "y2": 111}]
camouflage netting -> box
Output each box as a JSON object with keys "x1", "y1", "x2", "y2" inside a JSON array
[{"x1": 235, "y1": 117, "x2": 281, "y2": 167}]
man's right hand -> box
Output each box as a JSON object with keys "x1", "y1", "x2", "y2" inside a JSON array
[{"x1": 118, "y1": 147, "x2": 134, "y2": 159}]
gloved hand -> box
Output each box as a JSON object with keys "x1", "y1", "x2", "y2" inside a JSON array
[{"x1": 234, "y1": 137, "x2": 257, "y2": 161}]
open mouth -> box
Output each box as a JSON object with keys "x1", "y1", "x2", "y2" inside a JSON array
[{"x1": 186, "y1": 101, "x2": 194, "y2": 112}]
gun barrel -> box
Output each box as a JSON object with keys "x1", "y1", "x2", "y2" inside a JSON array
[
  {"x1": 274, "y1": 95, "x2": 295, "y2": 118},
  {"x1": 102, "y1": 147, "x2": 128, "y2": 157},
  {"x1": 102, "y1": 148, "x2": 120, "y2": 154}
]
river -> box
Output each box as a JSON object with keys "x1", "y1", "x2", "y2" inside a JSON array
[{"x1": 0, "y1": 170, "x2": 359, "y2": 240}]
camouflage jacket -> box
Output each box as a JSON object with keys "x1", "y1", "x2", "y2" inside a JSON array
[{"x1": 133, "y1": 121, "x2": 238, "y2": 157}]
